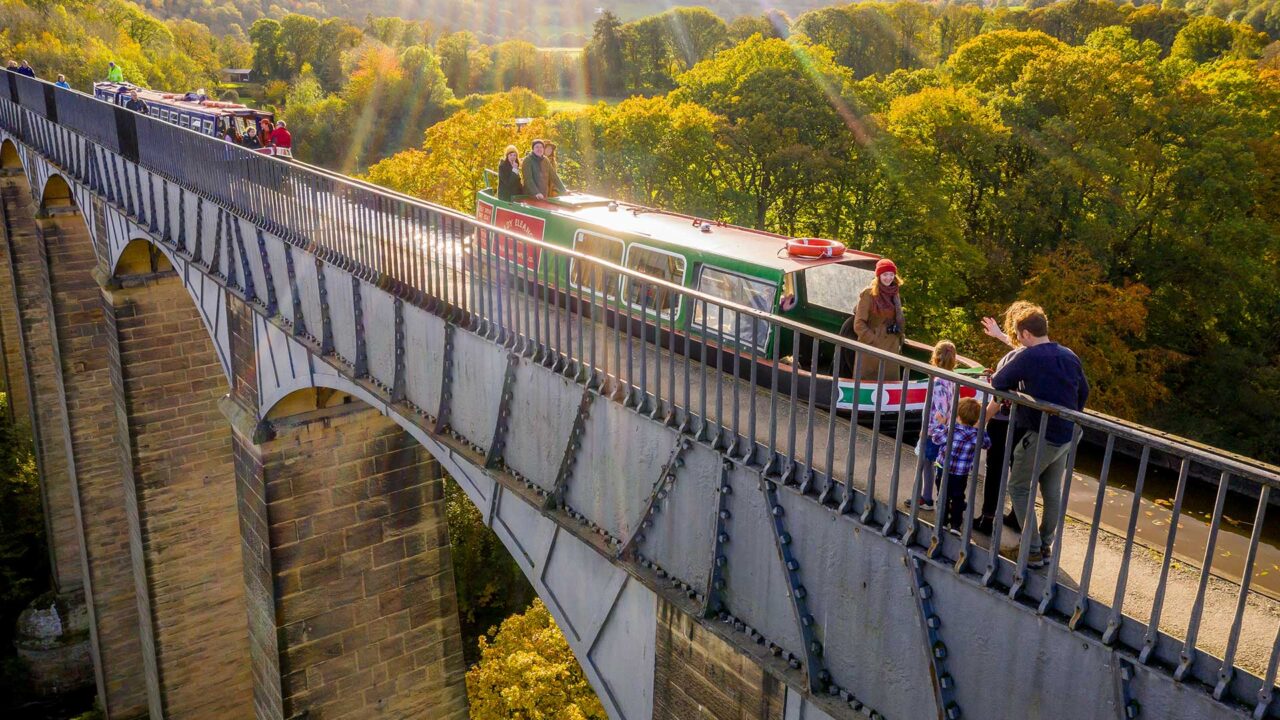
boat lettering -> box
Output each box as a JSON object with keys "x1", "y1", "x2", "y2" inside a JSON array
[{"x1": 492, "y1": 208, "x2": 544, "y2": 270}]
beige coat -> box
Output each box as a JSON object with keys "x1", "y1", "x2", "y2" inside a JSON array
[{"x1": 840, "y1": 285, "x2": 904, "y2": 381}]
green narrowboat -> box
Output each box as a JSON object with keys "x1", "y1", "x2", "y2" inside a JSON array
[{"x1": 475, "y1": 174, "x2": 984, "y2": 422}]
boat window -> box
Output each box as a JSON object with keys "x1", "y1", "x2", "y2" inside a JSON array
[
  {"x1": 693, "y1": 266, "x2": 776, "y2": 349},
  {"x1": 804, "y1": 262, "x2": 875, "y2": 316},
  {"x1": 570, "y1": 231, "x2": 623, "y2": 299},
  {"x1": 623, "y1": 245, "x2": 686, "y2": 317},
  {"x1": 203, "y1": 119, "x2": 214, "y2": 134}
]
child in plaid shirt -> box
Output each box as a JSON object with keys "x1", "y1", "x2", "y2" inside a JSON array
[{"x1": 930, "y1": 397, "x2": 996, "y2": 530}]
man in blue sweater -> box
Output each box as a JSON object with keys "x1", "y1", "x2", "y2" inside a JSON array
[{"x1": 991, "y1": 303, "x2": 1089, "y2": 568}]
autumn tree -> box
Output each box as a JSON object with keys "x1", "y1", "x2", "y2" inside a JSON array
[
  {"x1": 365, "y1": 94, "x2": 547, "y2": 211},
  {"x1": 465, "y1": 599, "x2": 606, "y2": 720},
  {"x1": 672, "y1": 36, "x2": 854, "y2": 231},
  {"x1": 444, "y1": 480, "x2": 534, "y2": 658},
  {"x1": 1020, "y1": 246, "x2": 1174, "y2": 418}
]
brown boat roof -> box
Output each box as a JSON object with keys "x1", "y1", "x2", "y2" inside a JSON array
[
  {"x1": 93, "y1": 82, "x2": 267, "y2": 117},
  {"x1": 516, "y1": 194, "x2": 880, "y2": 274}
]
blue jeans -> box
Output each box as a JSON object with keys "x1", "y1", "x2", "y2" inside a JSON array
[{"x1": 917, "y1": 437, "x2": 941, "y2": 502}]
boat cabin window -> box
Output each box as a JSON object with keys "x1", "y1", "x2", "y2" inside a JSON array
[
  {"x1": 803, "y1": 261, "x2": 876, "y2": 316},
  {"x1": 693, "y1": 266, "x2": 776, "y2": 349},
  {"x1": 623, "y1": 245, "x2": 686, "y2": 316},
  {"x1": 570, "y1": 231, "x2": 624, "y2": 299}
]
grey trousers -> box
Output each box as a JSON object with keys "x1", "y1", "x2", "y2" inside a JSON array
[{"x1": 1007, "y1": 431, "x2": 1071, "y2": 555}]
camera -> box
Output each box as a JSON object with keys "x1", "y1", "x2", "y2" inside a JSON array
[{"x1": 887, "y1": 323, "x2": 900, "y2": 335}]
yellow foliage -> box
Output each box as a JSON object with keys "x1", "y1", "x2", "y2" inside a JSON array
[
  {"x1": 365, "y1": 95, "x2": 548, "y2": 212},
  {"x1": 465, "y1": 599, "x2": 606, "y2": 720},
  {"x1": 1021, "y1": 245, "x2": 1180, "y2": 419}
]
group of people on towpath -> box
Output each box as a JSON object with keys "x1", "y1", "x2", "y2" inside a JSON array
[
  {"x1": 497, "y1": 139, "x2": 565, "y2": 201},
  {"x1": 6, "y1": 58, "x2": 92, "y2": 88},
  {"x1": 844, "y1": 262, "x2": 1089, "y2": 568}
]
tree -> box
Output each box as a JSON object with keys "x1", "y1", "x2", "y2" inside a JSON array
[
  {"x1": 443, "y1": 479, "x2": 534, "y2": 656},
  {"x1": 312, "y1": 18, "x2": 363, "y2": 91},
  {"x1": 569, "y1": 95, "x2": 724, "y2": 215},
  {"x1": 0, "y1": 397, "x2": 44, "y2": 618},
  {"x1": 946, "y1": 30, "x2": 1066, "y2": 93},
  {"x1": 1170, "y1": 15, "x2": 1267, "y2": 63},
  {"x1": 436, "y1": 31, "x2": 484, "y2": 95},
  {"x1": 279, "y1": 14, "x2": 321, "y2": 79},
  {"x1": 792, "y1": 5, "x2": 901, "y2": 78},
  {"x1": 492, "y1": 40, "x2": 540, "y2": 92},
  {"x1": 728, "y1": 15, "x2": 784, "y2": 43},
  {"x1": 365, "y1": 16, "x2": 429, "y2": 48},
  {"x1": 585, "y1": 10, "x2": 625, "y2": 97},
  {"x1": 248, "y1": 18, "x2": 286, "y2": 80},
  {"x1": 1028, "y1": 0, "x2": 1126, "y2": 44},
  {"x1": 465, "y1": 599, "x2": 606, "y2": 720},
  {"x1": 1019, "y1": 245, "x2": 1174, "y2": 418},
  {"x1": 365, "y1": 95, "x2": 547, "y2": 211},
  {"x1": 673, "y1": 36, "x2": 855, "y2": 230},
  {"x1": 1123, "y1": 5, "x2": 1190, "y2": 54}
]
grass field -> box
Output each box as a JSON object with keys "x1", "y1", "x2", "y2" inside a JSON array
[{"x1": 545, "y1": 95, "x2": 626, "y2": 114}]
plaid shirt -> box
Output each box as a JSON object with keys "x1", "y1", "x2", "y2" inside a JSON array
[{"x1": 930, "y1": 423, "x2": 991, "y2": 477}]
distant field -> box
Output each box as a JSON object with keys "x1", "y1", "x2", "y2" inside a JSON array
[
  {"x1": 547, "y1": 97, "x2": 596, "y2": 113},
  {"x1": 545, "y1": 95, "x2": 630, "y2": 113}
]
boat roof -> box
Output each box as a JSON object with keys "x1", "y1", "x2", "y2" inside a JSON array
[
  {"x1": 93, "y1": 82, "x2": 268, "y2": 118},
  {"x1": 510, "y1": 193, "x2": 879, "y2": 274}
]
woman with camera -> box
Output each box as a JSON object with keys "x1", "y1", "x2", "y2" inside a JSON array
[{"x1": 840, "y1": 258, "x2": 905, "y2": 380}]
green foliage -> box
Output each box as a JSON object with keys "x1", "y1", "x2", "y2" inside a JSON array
[
  {"x1": 442, "y1": 479, "x2": 534, "y2": 661},
  {"x1": 0, "y1": 395, "x2": 46, "y2": 621}
]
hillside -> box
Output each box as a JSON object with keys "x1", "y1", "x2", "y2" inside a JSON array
[{"x1": 138, "y1": 0, "x2": 837, "y2": 41}]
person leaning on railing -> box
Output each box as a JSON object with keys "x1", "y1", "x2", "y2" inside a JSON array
[
  {"x1": 973, "y1": 302, "x2": 1037, "y2": 535},
  {"x1": 990, "y1": 302, "x2": 1089, "y2": 568},
  {"x1": 269, "y1": 122, "x2": 292, "y2": 158}
]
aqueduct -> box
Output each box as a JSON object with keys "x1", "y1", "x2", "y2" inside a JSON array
[{"x1": 1, "y1": 73, "x2": 1277, "y2": 720}]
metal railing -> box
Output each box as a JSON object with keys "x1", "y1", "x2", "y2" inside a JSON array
[{"x1": 3, "y1": 74, "x2": 1279, "y2": 715}]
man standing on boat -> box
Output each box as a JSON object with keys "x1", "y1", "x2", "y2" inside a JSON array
[
  {"x1": 520, "y1": 139, "x2": 565, "y2": 201},
  {"x1": 991, "y1": 303, "x2": 1088, "y2": 568}
]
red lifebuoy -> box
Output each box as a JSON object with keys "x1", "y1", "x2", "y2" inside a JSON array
[{"x1": 786, "y1": 238, "x2": 846, "y2": 259}]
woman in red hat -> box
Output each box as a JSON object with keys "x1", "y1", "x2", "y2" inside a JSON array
[{"x1": 840, "y1": 258, "x2": 905, "y2": 380}]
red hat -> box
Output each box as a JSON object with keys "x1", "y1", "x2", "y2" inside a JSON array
[{"x1": 875, "y1": 258, "x2": 898, "y2": 276}]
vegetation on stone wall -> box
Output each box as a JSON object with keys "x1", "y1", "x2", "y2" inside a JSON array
[{"x1": 0, "y1": 395, "x2": 54, "y2": 713}]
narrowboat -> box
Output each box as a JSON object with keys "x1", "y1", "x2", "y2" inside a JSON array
[
  {"x1": 475, "y1": 173, "x2": 985, "y2": 424},
  {"x1": 92, "y1": 82, "x2": 291, "y2": 157}
]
